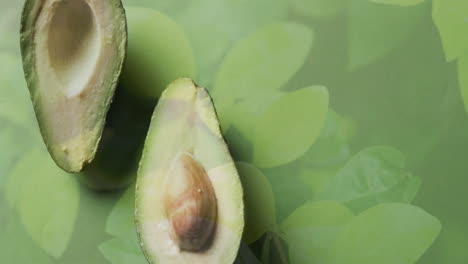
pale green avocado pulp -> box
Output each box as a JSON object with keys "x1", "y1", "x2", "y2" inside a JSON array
[
  {"x1": 135, "y1": 78, "x2": 244, "y2": 264},
  {"x1": 20, "y1": 0, "x2": 127, "y2": 172}
]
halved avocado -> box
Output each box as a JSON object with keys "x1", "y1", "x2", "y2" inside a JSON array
[
  {"x1": 20, "y1": 0, "x2": 127, "y2": 172},
  {"x1": 135, "y1": 78, "x2": 244, "y2": 263}
]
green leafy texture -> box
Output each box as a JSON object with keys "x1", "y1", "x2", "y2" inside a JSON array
[
  {"x1": 120, "y1": 7, "x2": 196, "y2": 100},
  {"x1": 5, "y1": 147, "x2": 43, "y2": 208},
  {"x1": 62, "y1": 185, "x2": 121, "y2": 264},
  {"x1": 424, "y1": 222, "x2": 468, "y2": 263},
  {"x1": 0, "y1": 119, "x2": 34, "y2": 191},
  {"x1": 298, "y1": 110, "x2": 352, "y2": 168},
  {"x1": 457, "y1": 54, "x2": 468, "y2": 114},
  {"x1": 281, "y1": 201, "x2": 354, "y2": 264},
  {"x1": 0, "y1": 5, "x2": 21, "y2": 54},
  {"x1": 0, "y1": 214, "x2": 53, "y2": 264},
  {"x1": 290, "y1": 0, "x2": 347, "y2": 19},
  {"x1": 220, "y1": 92, "x2": 283, "y2": 140},
  {"x1": 218, "y1": 92, "x2": 282, "y2": 163},
  {"x1": 99, "y1": 232, "x2": 147, "y2": 264},
  {"x1": 348, "y1": 0, "x2": 427, "y2": 69},
  {"x1": 220, "y1": 92, "x2": 283, "y2": 163},
  {"x1": 317, "y1": 146, "x2": 421, "y2": 211},
  {"x1": 253, "y1": 86, "x2": 329, "y2": 168},
  {"x1": 299, "y1": 167, "x2": 340, "y2": 194},
  {"x1": 263, "y1": 165, "x2": 315, "y2": 222},
  {"x1": 372, "y1": 0, "x2": 425, "y2": 6},
  {"x1": 329, "y1": 203, "x2": 441, "y2": 264},
  {"x1": 342, "y1": 22, "x2": 454, "y2": 168},
  {"x1": 0, "y1": 53, "x2": 35, "y2": 128},
  {"x1": 223, "y1": 126, "x2": 255, "y2": 162},
  {"x1": 297, "y1": 110, "x2": 353, "y2": 194},
  {"x1": 258, "y1": 232, "x2": 290, "y2": 264},
  {"x1": 177, "y1": 0, "x2": 289, "y2": 84},
  {"x1": 8, "y1": 146, "x2": 80, "y2": 258},
  {"x1": 235, "y1": 241, "x2": 262, "y2": 264},
  {"x1": 236, "y1": 162, "x2": 277, "y2": 244},
  {"x1": 122, "y1": 0, "x2": 190, "y2": 15},
  {"x1": 106, "y1": 186, "x2": 135, "y2": 237},
  {"x1": 212, "y1": 22, "x2": 314, "y2": 108},
  {"x1": 433, "y1": 0, "x2": 468, "y2": 61}
]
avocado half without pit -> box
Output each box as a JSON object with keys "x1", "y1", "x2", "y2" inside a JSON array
[
  {"x1": 136, "y1": 78, "x2": 244, "y2": 264},
  {"x1": 20, "y1": 0, "x2": 127, "y2": 172}
]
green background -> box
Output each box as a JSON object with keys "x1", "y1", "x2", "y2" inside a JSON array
[{"x1": 1, "y1": 0, "x2": 467, "y2": 263}]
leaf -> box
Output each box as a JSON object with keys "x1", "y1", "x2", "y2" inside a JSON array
[
  {"x1": 457, "y1": 54, "x2": 468, "y2": 114},
  {"x1": 219, "y1": 92, "x2": 284, "y2": 141},
  {"x1": 261, "y1": 234, "x2": 272, "y2": 264},
  {"x1": 99, "y1": 232, "x2": 147, "y2": 264},
  {"x1": 263, "y1": 165, "x2": 315, "y2": 222},
  {"x1": 0, "y1": 7, "x2": 21, "y2": 54},
  {"x1": 65, "y1": 184, "x2": 122, "y2": 263},
  {"x1": 15, "y1": 146, "x2": 80, "y2": 258},
  {"x1": 433, "y1": 0, "x2": 468, "y2": 61},
  {"x1": 235, "y1": 241, "x2": 262, "y2": 264},
  {"x1": 219, "y1": 91, "x2": 284, "y2": 163},
  {"x1": 298, "y1": 110, "x2": 352, "y2": 168},
  {"x1": 260, "y1": 232, "x2": 290, "y2": 264},
  {"x1": 212, "y1": 22, "x2": 314, "y2": 108},
  {"x1": 299, "y1": 167, "x2": 340, "y2": 194},
  {"x1": 371, "y1": 0, "x2": 425, "y2": 6},
  {"x1": 344, "y1": 25, "x2": 453, "y2": 167},
  {"x1": 425, "y1": 222, "x2": 468, "y2": 263},
  {"x1": 348, "y1": 0, "x2": 427, "y2": 69},
  {"x1": 0, "y1": 53, "x2": 35, "y2": 128},
  {"x1": 281, "y1": 200, "x2": 354, "y2": 231},
  {"x1": 329, "y1": 203, "x2": 441, "y2": 264},
  {"x1": 317, "y1": 146, "x2": 421, "y2": 211},
  {"x1": 122, "y1": 0, "x2": 190, "y2": 15},
  {"x1": 177, "y1": 0, "x2": 289, "y2": 84},
  {"x1": 236, "y1": 162, "x2": 277, "y2": 244},
  {"x1": 281, "y1": 201, "x2": 355, "y2": 264},
  {"x1": 290, "y1": 0, "x2": 347, "y2": 19},
  {"x1": 106, "y1": 186, "x2": 136, "y2": 237},
  {"x1": 121, "y1": 7, "x2": 196, "y2": 99},
  {"x1": 223, "y1": 126, "x2": 254, "y2": 162},
  {"x1": 0, "y1": 214, "x2": 53, "y2": 264},
  {"x1": 0, "y1": 119, "x2": 34, "y2": 190},
  {"x1": 5, "y1": 147, "x2": 42, "y2": 208},
  {"x1": 297, "y1": 110, "x2": 353, "y2": 194},
  {"x1": 253, "y1": 86, "x2": 329, "y2": 168}
]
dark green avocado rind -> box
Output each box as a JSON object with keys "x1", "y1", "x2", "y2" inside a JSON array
[{"x1": 19, "y1": 0, "x2": 128, "y2": 172}]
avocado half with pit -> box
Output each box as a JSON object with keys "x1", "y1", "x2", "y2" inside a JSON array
[
  {"x1": 136, "y1": 78, "x2": 244, "y2": 263},
  {"x1": 20, "y1": 0, "x2": 127, "y2": 172}
]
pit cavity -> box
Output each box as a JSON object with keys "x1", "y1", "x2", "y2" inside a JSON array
[{"x1": 48, "y1": 0, "x2": 100, "y2": 97}]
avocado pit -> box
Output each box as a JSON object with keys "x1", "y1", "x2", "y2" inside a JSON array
[{"x1": 164, "y1": 152, "x2": 217, "y2": 252}]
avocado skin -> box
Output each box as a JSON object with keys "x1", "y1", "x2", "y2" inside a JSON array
[{"x1": 19, "y1": 0, "x2": 128, "y2": 173}]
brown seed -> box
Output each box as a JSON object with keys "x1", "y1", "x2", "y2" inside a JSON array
[{"x1": 164, "y1": 152, "x2": 217, "y2": 251}]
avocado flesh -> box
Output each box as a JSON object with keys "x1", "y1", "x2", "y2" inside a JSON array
[
  {"x1": 135, "y1": 78, "x2": 244, "y2": 264},
  {"x1": 20, "y1": 0, "x2": 127, "y2": 172}
]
